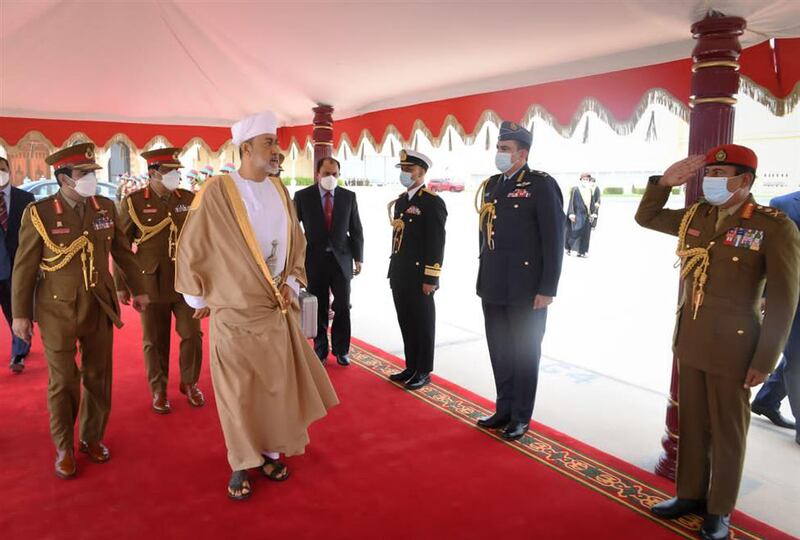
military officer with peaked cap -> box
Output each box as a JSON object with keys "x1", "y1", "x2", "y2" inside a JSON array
[
  {"x1": 11, "y1": 142, "x2": 150, "y2": 479},
  {"x1": 115, "y1": 147, "x2": 205, "y2": 415},
  {"x1": 475, "y1": 121, "x2": 565, "y2": 441},
  {"x1": 636, "y1": 144, "x2": 800, "y2": 540},
  {"x1": 387, "y1": 149, "x2": 447, "y2": 391}
]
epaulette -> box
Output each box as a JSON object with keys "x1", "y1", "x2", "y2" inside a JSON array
[
  {"x1": 421, "y1": 188, "x2": 438, "y2": 197},
  {"x1": 94, "y1": 194, "x2": 115, "y2": 205},
  {"x1": 526, "y1": 169, "x2": 551, "y2": 180},
  {"x1": 754, "y1": 204, "x2": 786, "y2": 220},
  {"x1": 33, "y1": 194, "x2": 57, "y2": 207}
]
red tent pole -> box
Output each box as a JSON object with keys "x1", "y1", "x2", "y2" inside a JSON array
[
  {"x1": 655, "y1": 12, "x2": 746, "y2": 480},
  {"x1": 313, "y1": 104, "x2": 334, "y2": 172}
]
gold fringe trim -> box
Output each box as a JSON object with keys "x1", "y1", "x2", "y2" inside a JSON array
[
  {"x1": 277, "y1": 90, "x2": 691, "y2": 155},
  {"x1": 739, "y1": 76, "x2": 800, "y2": 117},
  {"x1": 522, "y1": 88, "x2": 690, "y2": 138}
]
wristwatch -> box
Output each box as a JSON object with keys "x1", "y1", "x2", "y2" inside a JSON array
[{"x1": 648, "y1": 175, "x2": 662, "y2": 185}]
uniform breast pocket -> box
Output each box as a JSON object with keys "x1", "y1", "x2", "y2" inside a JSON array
[{"x1": 726, "y1": 249, "x2": 763, "y2": 285}]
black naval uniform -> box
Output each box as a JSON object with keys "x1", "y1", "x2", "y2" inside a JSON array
[
  {"x1": 477, "y1": 164, "x2": 565, "y2": 425},
  {"x1": 388, "y1": 185, "x2": 447, "y2": 378}
]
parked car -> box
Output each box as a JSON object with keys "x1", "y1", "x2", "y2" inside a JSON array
[
  {"x1": 428, "y1": 178, "x2": 465, "y2": 193},
  {"x1": 20, "y1": 179, "x2": 119, "y2": 201}
]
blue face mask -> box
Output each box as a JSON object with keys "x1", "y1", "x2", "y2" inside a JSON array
[
  {"x1": 495, "y1": 152, "x2": 513, "y2": 173},
  {"x1": 702, "y1": 176, "x2": 737, "y2": 206},
  {"x1": 399, "y1": 171, "x2": 414, "y2": 188}
]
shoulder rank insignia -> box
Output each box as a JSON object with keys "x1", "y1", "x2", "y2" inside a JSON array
[
  {"x1": 754, "y1": 205, "x2": 785, "y2": 219},
  {"x1": 421, "y1": 187, "x2": 438, "y2": 197}
]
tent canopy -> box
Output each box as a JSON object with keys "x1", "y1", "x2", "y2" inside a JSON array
[{"x1": 2, "y1": 0, "x2": 799, "y2": 130}]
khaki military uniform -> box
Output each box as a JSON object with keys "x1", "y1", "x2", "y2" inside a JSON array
[
  {"x1": 114, "y1": 186, "x2": 201, "y2": 395},
  {"x1": 636, "y1": 183, "x2": 800, "y2": 514},
  {"x1": 12, "y1": 192, "x2": 144, "y2": 450}
]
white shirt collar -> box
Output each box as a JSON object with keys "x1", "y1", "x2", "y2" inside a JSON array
[{"x1": 407, "y1": 183, "x2": 424, "y2": 200}]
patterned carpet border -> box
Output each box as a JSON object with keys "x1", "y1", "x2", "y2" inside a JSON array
[{"x1": 349, "y1": 343, "x2": 763, "y2": 540}]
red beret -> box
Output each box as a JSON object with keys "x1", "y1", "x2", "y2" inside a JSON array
[{"x1": 705, "y1": 144, "x2": 757, "y2": 171}]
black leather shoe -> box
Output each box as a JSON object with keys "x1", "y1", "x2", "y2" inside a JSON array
[
  {"x1": 388, "y1": 369, "x2": 414, "y2": 382},
  {"x1": 477, "y1": 413, "x2": 510, "y2": 429},
  {"x1": 9, "y1": 356, "x2": 24, "y2": 374},
  {"x1": 751, "y1": 404, "x2": 796, "y2": 429},
  {"x1": 336, "y1": 355, "x2": 351, "y2": 366},
  {"x1": 404, "y1": 373, "x2": 431, "y2": 390},
  {"x1": 317, "y1": 352, "x2": 328, "y2": 364},
  {"x1": 501, "y1": 421, "x2": 529, "y2": 441},
  {"x1": 700, "y1": 514, "x2": 730, "y2": 540},
  {"x1": 651, "y1": 497, "x2": 706, "y2": 519}
]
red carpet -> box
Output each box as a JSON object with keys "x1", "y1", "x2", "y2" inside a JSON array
[{"x1": 0, "y1": 305, "x2": 793, "y2": 540}]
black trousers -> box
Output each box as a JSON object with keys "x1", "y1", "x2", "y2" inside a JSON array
[
  {"x1": 308, "y1": 252, "x2": 351, "y2": 358},
  {"x1": 482, "y1": 301, "x2": 548, "y2": 423},
  {"x1": 392, "y1": 285, "x2": 435, "y2": 375}
]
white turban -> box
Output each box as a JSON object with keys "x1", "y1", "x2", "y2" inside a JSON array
[{"x1": 231, "y1": 110, "x2": 278, "y2": 145}]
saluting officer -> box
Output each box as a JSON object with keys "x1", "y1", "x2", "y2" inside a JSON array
[
  {"x1": 11, "y1": 143, "x2": 150, "y2": 479},
  {"x1": 475, "y1": 121, "x2": 565, "y2": 441},
  {"x1": 115, "y1": 148, "x2": 205, "y2": 415},
  {"x1": 387, "y1": 150, "x2": 447, "y2": 390},
  {"x1": 637, "y1": 145, "x2": 800, "y2": 540}
]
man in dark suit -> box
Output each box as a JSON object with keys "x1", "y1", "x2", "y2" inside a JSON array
[
  {"x1": 751, "y1": 190, "x2": 800, "y2": 446},
  {"x1": 294, "y1": 157, "x2": 364, "y2": 366},
  {"x1": 0, "y1": 156, "x2": 36, "y2": 373},
  {"x1": 475, "y1": 121, "x2": 565, "y2": 440}
]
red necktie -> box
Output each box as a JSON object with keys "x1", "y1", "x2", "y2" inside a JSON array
[
  {"x1": 324, "y1": 192, "x2": 333, "y2": 232},
  {"x1": 0, "y1": 192, "x2": 8, "y2": 231}
]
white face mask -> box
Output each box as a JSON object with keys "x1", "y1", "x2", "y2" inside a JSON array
[
  {"x1": 73, "y1": 172, "x2": 97, "y2": 198},
  {"x1": 702, "y1": 176, "x2": 737, "y2": 206},
  {"x1": 495, "y1": 152, "x2": 514, "y2": 173},
  {"x1": 319, "y1": 175, "x2": 337, "y2": 191},
  {"x1": 0, "y1": 171, "x2": 9, "y2": 187},
  {"x1": 160, "y1": 170, "x2": 181, "y2": 191},
  {"x1": 399, "y1": 171, "x2": 415, "y2": 188}
]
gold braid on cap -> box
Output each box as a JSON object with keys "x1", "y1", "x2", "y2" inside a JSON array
[
  {"x1": 126, "y1": 198, "x2": 179, "y2": 260},
  {"x1": 475, "y1": 179, "x2": 496, "y2": 250},
  {"x1": 675, "y1": 202, "x2": 710, "y2": 320},
  {"x1": 30, "y1": 205, "x2": 96, "y2": 291},
  {"x1": 387, "y1": 199, "x2": 405, "y2": 254}
]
